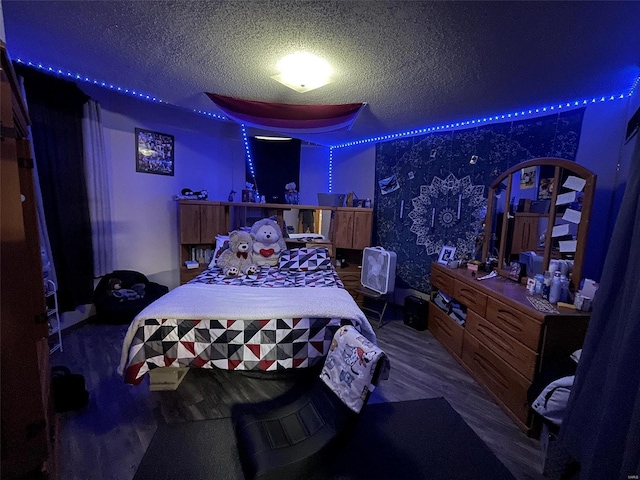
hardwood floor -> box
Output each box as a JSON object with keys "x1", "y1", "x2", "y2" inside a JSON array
[{"x1": 50, "y1": 305, "x2": 546, "y2": 480}]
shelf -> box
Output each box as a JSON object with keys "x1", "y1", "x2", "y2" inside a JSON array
[{"x1": 45, "y1": 279, "x2": 63, "y2": 354}]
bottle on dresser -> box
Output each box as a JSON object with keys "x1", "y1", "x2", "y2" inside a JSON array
[{"x1": 549, "y1": 271, "x2": 562, "y2": 304}]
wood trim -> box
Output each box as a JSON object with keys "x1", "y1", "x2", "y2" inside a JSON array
[{"x1": 489, "y1": 157, "x2": 596, "y2": 189}]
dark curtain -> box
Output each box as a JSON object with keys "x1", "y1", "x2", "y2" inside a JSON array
[
  {"x1": 560, "y1": 136, "x2": 640, "y2": 478},
  {"x1": 247, "y1": 138, "x2": 301, "y2": 204},
  {"x1": 16, "y1": 65, "x2": 94, "y2": 312}
]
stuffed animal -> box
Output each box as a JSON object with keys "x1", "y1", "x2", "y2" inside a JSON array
[
  {"x1": 250, "y1": 217, "x2": 287, "y2": 266},
  {"x1": 216, "y1": 230, "x2": 258, "y2": 276},
  {"x1": 108, "y1": 278, "x2": 146, "y2": 301}
]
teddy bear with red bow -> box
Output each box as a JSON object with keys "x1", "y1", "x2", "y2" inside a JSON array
[
  {"x1": 250, "y1": 217, "x2": 287, "y2": 267},
  {"x1": 216, "y1": 230, "x2": 258, "y2": 276}
]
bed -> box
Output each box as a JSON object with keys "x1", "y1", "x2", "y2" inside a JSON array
[{"x1": 119, "y1": 247, "x2": 376, "y2": 385}]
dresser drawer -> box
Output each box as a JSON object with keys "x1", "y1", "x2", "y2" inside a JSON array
[
  {"x1": 429, "y1": 304, "x2": 464, "y2": 357},
  {"x1": 336, "y1": 266, "x2": 363, "y2": 305},
  {"x1": 485, "y1": 298, "x2": 541, "y2": 351},
  {"x1": 430, "y1": 267, "x2": 454, "y2": 297},
  {"x1": 462, "y1": 332, "x2": 531, "y2": 425},
  {"x1": 466, "y1": 311, "x2": 538, "y2": 380},
  {"x1": 454, "y1": 281, "x2": 487, "y2": 316}
]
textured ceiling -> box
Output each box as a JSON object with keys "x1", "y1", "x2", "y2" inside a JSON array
[{"x1": 2, "y1": 1, "x2": 640, "y2": 146}]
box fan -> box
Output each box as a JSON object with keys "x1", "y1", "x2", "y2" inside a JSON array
[{"x1": 360, "y1": 247, "x2": 397, "y2": 294}]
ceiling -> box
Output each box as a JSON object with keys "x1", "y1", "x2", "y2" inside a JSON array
[{"x1": 2, "y1": 1, "x2": 640, "y2": 147}]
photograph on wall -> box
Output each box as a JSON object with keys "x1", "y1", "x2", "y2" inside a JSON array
[
  {"x1": 135, "y1": 128, "x2": 175, "y2": 176},
  {"x1": 538, "y1": 177, "x2": 554, "y2": 200},
  {"x1": 520, "y1": 166, "x2": 536, "y2": 189},
  {"x1": 379, "y1": 174, "x2": 400, "y2": 195}
]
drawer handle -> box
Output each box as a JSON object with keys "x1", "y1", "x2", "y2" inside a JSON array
[
  {"x1": 476, "y1": 324, "x2": 511, "y2": 352},
  {"x1": 474, "y1": 354, "x2": 509, "y2": 389},
  {"x1": 459, "y1": 288, "x2": 483, "y2": 306},
  {"x1": 438, "y1": 318, "x2": 453, "y2": 336},
  {"x1": 496, "y1": 310, "x2": 525, "y2": 333}
]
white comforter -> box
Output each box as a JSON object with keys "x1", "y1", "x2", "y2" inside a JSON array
[{"x1": 119, "y1": 283, "x2": 376, "y2": 374}]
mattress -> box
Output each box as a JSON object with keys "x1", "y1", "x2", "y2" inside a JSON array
[{"x1": 119, "y1": 265, "x2": 376, "y2": 384}]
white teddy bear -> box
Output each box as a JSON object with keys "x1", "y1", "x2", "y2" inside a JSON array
[
  {"x1": 250, "y1": 218, "x2": 287, "y2": 266},
  {"x1": 216, "y1": 230, "x2": 258, "y2": 276}
]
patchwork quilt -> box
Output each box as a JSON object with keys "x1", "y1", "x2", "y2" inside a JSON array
[{"x1": 120, "y1": 264, "x2": 376, "y2": 385}]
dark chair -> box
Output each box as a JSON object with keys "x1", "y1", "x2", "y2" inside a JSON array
[
  {"x1": 233, "y1": 325, "x2": 389, "y2": 480},
  {"x1": 94, "y1": 270, "x2": 168, "y2": 324}
]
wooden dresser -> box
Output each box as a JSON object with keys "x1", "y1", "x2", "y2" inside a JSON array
[{"x1": 429, "y1": 262, "x2": 589, "y2": 433}]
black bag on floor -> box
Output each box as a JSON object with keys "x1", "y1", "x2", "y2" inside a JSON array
[
  {"x1": 404, "y1": 295, "x2": 429, "y2": 331},
  {"x1": 51, "y1": 366, "x2": 89, "y2": 412}
]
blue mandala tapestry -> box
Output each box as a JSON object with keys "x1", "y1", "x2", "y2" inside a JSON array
[{"x1": 374, "y1": 109, "x2": 585, "y2": 293}]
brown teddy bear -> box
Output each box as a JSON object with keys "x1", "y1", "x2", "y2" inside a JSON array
[{"x1": 216, "y1": 230, "x2": 258, "y2": 276}]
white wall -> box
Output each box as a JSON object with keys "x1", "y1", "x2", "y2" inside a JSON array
[
  {"x1": 575, "y1": 99, "x2": 632, "y2": 280},
  {"x1": 75, "y1": 85, "x2": 336, "y2": 292},
  {"x1": 80, "y1": 85, "x2": 246, "y2": 290},
  {"x1": 299, "y1": 143, "x2": 331, "y2": 205},
  {"x1": 331, "y1": 144, "x2": 376, "y2": 203}
]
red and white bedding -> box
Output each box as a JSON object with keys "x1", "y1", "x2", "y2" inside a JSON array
[{"x1": 119, "y1": 264, "x2": 376, "y2": 385}]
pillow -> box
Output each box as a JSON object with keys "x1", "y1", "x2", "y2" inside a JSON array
[
  {"x1": 208, "y1": 234, "x2": 230, "y2": 268},
  {"x1": 278, "y1": 247, "x2": 332, "y2": 271}
]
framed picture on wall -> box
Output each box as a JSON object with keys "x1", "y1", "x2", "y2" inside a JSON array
[
  {"x1": 135, "y1": 128, "x2": 174, "y2": 176},
  {"x1": 437, "y1": 246, "x2": 456, "y2": 265}
]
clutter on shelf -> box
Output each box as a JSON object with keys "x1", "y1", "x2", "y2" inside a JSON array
[{"x1": 173, "y1": 188, "x2": 208, "y2": 200}]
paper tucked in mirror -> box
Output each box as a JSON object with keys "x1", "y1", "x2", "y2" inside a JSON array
[
  {"x1": 552, "y1": 224, "x2": 570, "y2": 237},
  {"x1": 563, "y1": 176, "x2": 586, "y2": 192},
  {"x1": 562, "y1": 208, "x2": 582, "y2": 224},
  {"x1": 556, "y1": 191, "x2": 576, "y2": 205},
  {"x1": 559, "y1": 240, "x2": 577, "y2": 252}
]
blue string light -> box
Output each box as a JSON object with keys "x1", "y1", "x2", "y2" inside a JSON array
[
  {"x1": 330, "y1": 91, "x2": 632, "y2": 149},
  {"x1": 16, "y1": 56, "x2": 639, "y2": 190},
  {"x1": 328, "y1": 147, "x2": 333, "y2": 193},
  {"x1": 14, "y1": 58, "x2": 167, "y2": 104},
  {"x1": 240, "y1": 123, "x2": 256, "y2": 184},
  {"x1": 13, "y1": 57, "x2": 229, "y2": 120}
]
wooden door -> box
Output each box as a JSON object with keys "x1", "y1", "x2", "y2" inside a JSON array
[
  {"x1": 332, "y1": 210, "x2": 354, "y2": 248},
  {"x1": 352, "y1": 211, "x2": 372, "y2": 250},
  {"x1": 200, "y1": 204, "x2": 227, "y2": 244},
  {"x1": 511, "y1": 214, "x2": 540, "y2": 255},
  {"x1": 179, "y1": 204, "x2": 201, "y2": 243}
]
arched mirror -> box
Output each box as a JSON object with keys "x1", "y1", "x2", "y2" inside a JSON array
[{"x1": 482, "y1": 158, "x2": 596, "y2": 291}]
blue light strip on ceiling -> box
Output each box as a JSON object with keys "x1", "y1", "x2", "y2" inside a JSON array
[
  {"x1": 14, "y1": 58, "x2": 166, "y2": 104},
  {"x1": 631, "y1": 75, "x2": 640, "y2": 96},
  {"x1": 13, "y1": 58, "x2": 228, "y2": 120},
  {"x1": 330, "y1": 92, "x2": 632, "y2": 149},
  {"x1": 194, "y1": 110, "x2": 227, "y2": 120},
  {"x1": 328, "y1": 147, "x2": 334, "y2": 193},
  {"x1": 240, "y1": 123, "x2": 256, "y2": 183},
  {"x1": 17, "y1": 57, "x2": 638, "y2": 189}
]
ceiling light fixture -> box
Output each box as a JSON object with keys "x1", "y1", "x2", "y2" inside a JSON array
[
  {"x1": 271, "y1": 52, "x2": 332, "y2": 93},
  {"x1": 254, "y1": 136, "x2": 293, "y2": 141}
]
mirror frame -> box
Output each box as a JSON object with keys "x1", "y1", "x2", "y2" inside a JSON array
[{"x1": 481, "y1": 157, "x2": 596, "y2": 291}]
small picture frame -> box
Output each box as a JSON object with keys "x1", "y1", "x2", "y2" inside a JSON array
[
  {"x1": 135, "y1": 128, "x2": 174, "y2": 176},
  {"x1": 509, "y1": 261, "x2": 526, "y2": 282},
  {"x1": 437, "y1": 246, "x2": 456, "y2": 265}
]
